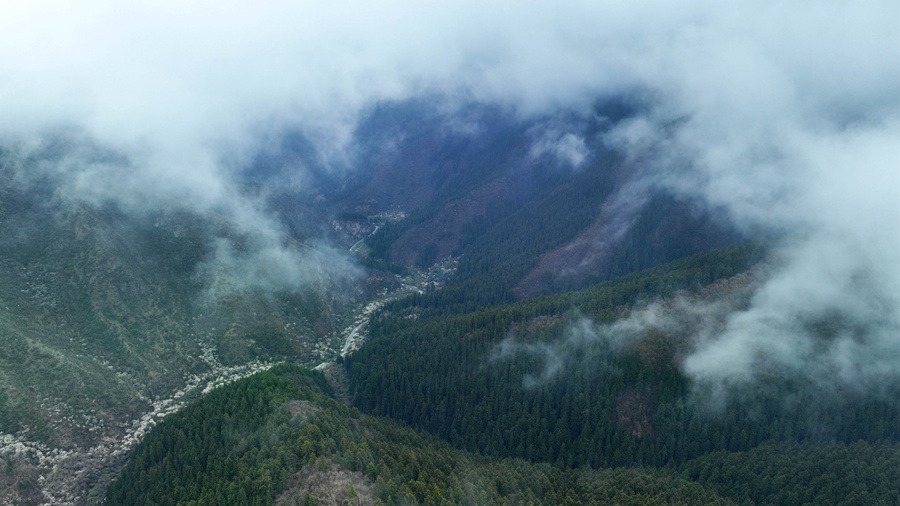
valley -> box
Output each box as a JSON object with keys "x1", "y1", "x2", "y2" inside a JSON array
[
  {"x1": 0, "y1": 5, "x2": 897, "y2": 499},
  {"x1": 3, "y1": 97, "x2": 898, "y2": 503},
  {"x1": 0, "y1": 183, "x2": 426, "y2": 503},
  {"x1": 0, "y1": 264, "x2": 415, "y2": 504}
]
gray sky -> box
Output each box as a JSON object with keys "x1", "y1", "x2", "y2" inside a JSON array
[{"x1": 2, "y1": 0, "x2": 899, "y2": 391}]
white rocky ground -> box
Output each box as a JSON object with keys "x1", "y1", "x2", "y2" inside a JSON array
[
  {"x1": 0, "y1": 260, "x2": 424, "y2": 504},
  {"x1": 0, "y1": 357, "x2": 276, "y2": 505}
]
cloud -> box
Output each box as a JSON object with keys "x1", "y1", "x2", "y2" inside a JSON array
[
  {"x1": 197, "y1": 235, "x2": 362, "y2": 300},
  {"x1": 530, "y1": 130, "x2": 589, "y2": 168},
  {"x1": 490, "y1": 317, "x2": 604, "y2": 388},
  {"x1": 1, "y1": 1, "x2": 898, "y2": 392},
  {"x1": 638, "y1": 8, "x2": 900, "y2": 397},
  {"x1": 487, "y1": 295, "x2": 731, "y2": 389},
  {"x1": 684, "y1": 231, "x2": 900, "y2": 399}
]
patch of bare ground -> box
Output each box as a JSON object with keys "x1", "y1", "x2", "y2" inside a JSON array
[
  {"x1": 277, "y1": 462, "x2": 375, "y2": 506},
  {"x1": 614, "y1": 387, "x2": 655, "y2": 439},
  {"x1": 0, "y1": 359, "x2": 276, "y2": 505},
  {"x1": 316, "y1": 362, "x2": 353, "y2": 405},
  {"x1": 283, "y1": 400, "x2": 322, "y2": 426}
]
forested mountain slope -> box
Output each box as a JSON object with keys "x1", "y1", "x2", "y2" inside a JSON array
[
  {"x1": 1, "y1": 1, "x2": 896, "y2": 504},
  {"x1": 0, "y1": 100, "x2": 742, "y2": 503},
  {"x1": 0, "y1": 166, "x2": 362, "y2": 503},
  {"x1": 5, "y1": 101, "x2": 893, "y2": 504},
  {"x1": 346, "y1": 244, "x2": 900, "y2": 475},
  {"x1": 108, "y1": 346, "x2": 900, "y2": 505},
  {"x1": 106, "y1": 365, "x2": 740, "y2": 505}
]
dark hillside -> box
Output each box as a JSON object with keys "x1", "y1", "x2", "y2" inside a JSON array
[
  {"x1": 346, "y1": 245, "x2": 900, "y2": 472},
  {"x1": 242, "y1": 101, "x2": 741, "y2": 302},
  {"x1": 106, "y1": 365, "x2": 739, "y2": 505},
  {"x1": 323, "y1": 102, "x2": 745, "y2": 307},
  {"x1": 108, "y1": 362, "x2": 900, "y2": 505}
]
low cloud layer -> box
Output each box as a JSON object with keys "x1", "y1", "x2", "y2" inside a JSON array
[
  {"x1": 197, "y1": 236, "x2": 361, "y2": 299},
  {"x1": 2, "y1": 1, "x2": 899, "y2": 391},
  {"x1": 490, "y1": 292, "x2": 744, "y2": 390},
  {"x1": 529, "y1": 130, "x2": 589, "y2": 169},
  {"x1": 491, "y1": 317, "x2": 601, "y2": 388}
]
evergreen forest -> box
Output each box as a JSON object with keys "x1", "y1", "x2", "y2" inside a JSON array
[{"x1": 107, "y1": 246, "x2": 900, "y2": 505}]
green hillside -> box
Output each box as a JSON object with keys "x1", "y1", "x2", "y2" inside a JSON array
[
  {"x1": 105, "y1": 365, "x2": 738, "y2": 505},
  {"x1": 0, "y1": 169, "x2": 367, "y2": 504},
  {"x1": 346, "y1": 244, "x2": 900, "y2": 469},
  {"x1": 0, "y1": 182, "x2": 352, "y2": 448},
  {"x1": 105, "y1": 246, "x2": 900, "y2": 505},
  {"x1": 682, "y1": 442, "x2": 900, "y2": 506},
  {"x1": 106, "y1": 364, "x2": 900, "y2": 506}
]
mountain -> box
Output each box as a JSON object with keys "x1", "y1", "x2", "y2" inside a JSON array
[
  {"x1": 346, "y1": 244, "x2": 900, "y2": 469},
  {"x1": 261, "y1": 100, "x2": 741, "y2": 302},
  {"x1": 0, "y1": 161, "x2": 364, "y2": 503},
  {"x1": 0, "y1": 1, "x2": 895, "y2": 503},
  {"x1": 1, "y1": 100, "x2": 895, "y2": 504},
  {"x1": 106, "y1": 320, "x2": 900, "y2": 506},
  {"x1": 103, "y1": 245, "x2": 900, "y2": 505},
  {"x1": 105, "y1": 365, "x2": 741, "y2": 505}
]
